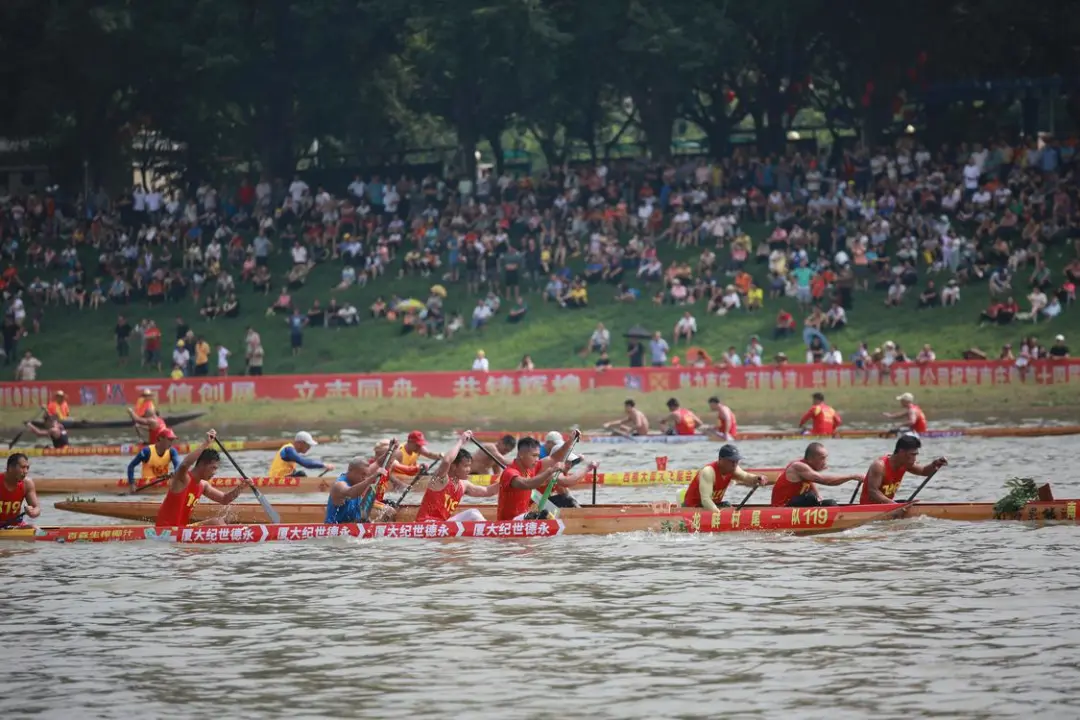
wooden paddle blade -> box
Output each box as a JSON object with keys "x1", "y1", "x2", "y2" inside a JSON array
[
  {"x1": 7, "y1": 432, "x2": 23, "y2": 449},
  {"x1": 251, "y1": 487, "x2": 281, "y2": 524}
]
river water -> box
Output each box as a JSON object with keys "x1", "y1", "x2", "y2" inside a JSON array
[{"x1": 3, "y1": 430, "x2": 1080, "y2": 719}]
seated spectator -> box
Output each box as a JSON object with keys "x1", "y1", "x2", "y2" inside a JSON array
[
  {"x1": 287, "y1": 261, "x2": 312, "y2": 289},
  {"x1": 1043, "y1": 295, "x2": 1063, "y2": 320},
  {"x1": 615, "y1": 284, "x2": 639, "y2": 302},
  {"x1": 109, "y1": 276, "x2": 130, "y2": 304},
  {"x1": 999, "y1": 343, "x2": 1015, "y2": 361},
  {"x1": 825, "y1": 302, "x2": 847, "y2": 330},
  {"x1": 1022, "y1": 289, "x2": 1048, "y2": 321},
  {"x1": 544, "y1": 275, "x2": 565, "y2": 302},
  {"x1": 508, "y1": 298, "x2": 528, "y2": 323},
  {"x1": 669, "y1": 279, "x2": 689, "y2": 304},
  {"x1": 594, "y1": 351, "x2": 612, "y2": 371},
  {"x1": 561, "y1": 280, "x2": 588, "y2": 308},
  {"x1": 337, "y1": 302, "x2": 359, "y2": 326},
  {"x1": 717, "y1": 285, "x2": 740, "y2": 315},
  {"x1": 1030, "y1": 259, "x2": 1052, "y2": 291},
  {"x1": 989, "y1": 267, "x2": 1011, "y2": 298},
  {"x1": 472, "y1": 299, "x2": 493, "y2": 330},
  {"x1": 746, "y1": 283, "x2": 763, "y2": 311},
  {"x1": 334, "y1": 265, "x2": 357, "y2": 292},
  {"x1": 307, "y1": 299, "x2": 326, "y2": 328},
  {"x1": 269, "y1": 288, "x2": 292, "y2": 314},
  {"x1": 89, "y1": 279, "x2": 105, "y2": 310},
  {"x1": 589, "y1": 323, "x2": 610, "y2": 353},
  {"x1": 252, "y1": 266, "x2": 271, "y2": 294},
  {"x1": 518, "y1": 354, "x2": 535, "y2": 370},
  {"x1": 774, "y1": 309, "x2": 795, "y2": 339},
  {"x1": 980, "y1": 297, "x2": 1018, "y2": 326},
  {"x1": 917, "y1": 280, "x2": 940, "y2": 309},
  {"x1": 370, "y1": 297, "x2": 387, "y2": 318},
  {"x1": 200, "y1": 295, "x2": 220, "y2": 320},
  {"x1": 720, "y1": 346, "x2": 742, "y2": 367},
  {"x1": 673, "y1": 312, "x2": 697, "y2": 343},
  {"x1": 804, "y1": 306, "x2": 826, "y2": 331},
  {"x1": 941, "y1": 279, "x2": 961, "y2": 306},
  {"x1": 221, "y1": 293, "x2": 240, "y2": 318},
  {"x1": 885, "y1": 278, "x2": 906, "y2": 307}
]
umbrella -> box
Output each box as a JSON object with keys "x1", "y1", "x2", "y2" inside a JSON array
[
  {"x1": 395, "y1": 298, "x2": 425, "y2": 312},
  {"x1": 430, "y1": 284, "x2": 447, "y2": 298},
  {"x1": 623, "y1": 324, "x2": 652, "y2": 340}
]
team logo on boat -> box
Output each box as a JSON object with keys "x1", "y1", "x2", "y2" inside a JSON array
[{"x1": 143, "y1": 528, "x2": 174, "y2": 541}]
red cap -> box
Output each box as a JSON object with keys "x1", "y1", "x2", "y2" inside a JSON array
[
  {"x1": 407, "y1": 430, "x2": 426, "y2": 446},
  {"x1": 160, "y1": 428, "x2": 177, "y2": 440}
]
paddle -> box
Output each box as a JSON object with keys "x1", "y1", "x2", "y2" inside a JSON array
[
  {"x1": 375, "y1": 463, "x2": 432, "y2": 521},
  {"x1": 130, "y1": 474, "x2": 171, "y2": 495},
  {"x1": 8, "y1": 412, "x2": 44, "y2": 449},
  {"x1": 533, "y1": 435, "x2": 580, "y2": 517},
  {"x1": 735, "y1": 485, "x2": 758, "y2": 510},
  {"x1": 214, "y1": 438, "x2": 281, "y2": 524},
  {"x1": 360, "y1": 439, "x2": 399, "y2": 522},
  {"x1": 591, "y1": 466, "x2": 598, "y2": 506},
  {"x1": 0, "y1": 512, "x2": 26, "y2": 529},
  {"x1": 848, "y1": 479, "x2": 863, "y2": 504},
  {"x1": 902, "y1": 467, "x2": 941, "y2": 503}
]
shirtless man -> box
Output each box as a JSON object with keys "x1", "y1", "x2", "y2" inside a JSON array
[
  {"x1": 468, "y1": 434, "x2": 516, "y2": 476},
  {"x1": 603, "y1": 399, "x2": 650, "y2": 437}
]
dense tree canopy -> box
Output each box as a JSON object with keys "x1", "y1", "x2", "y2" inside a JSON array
[{"x1": 2, "y1": 0, "x2": 1078, "y2": 188}]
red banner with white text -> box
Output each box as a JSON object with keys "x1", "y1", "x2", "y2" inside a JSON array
[{"x1": 0, "y1": 360, "x2": 1077, "y2": 410}]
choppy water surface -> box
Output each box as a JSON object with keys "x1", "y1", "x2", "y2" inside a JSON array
[{"x1": 3, "y1": 431, "x2": 1080, "y2": 719}]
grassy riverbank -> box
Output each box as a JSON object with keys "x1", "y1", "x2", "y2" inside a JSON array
[
  {"x1": 16, "y1": 222, "x2": 1080, "y2": 379},
  {"x1": 4, "y1": 383, "x2": 1077, "y2": 435}
]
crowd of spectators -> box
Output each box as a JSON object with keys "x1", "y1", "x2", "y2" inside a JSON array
[{"x1": 0, "y1": 132, "x2": 1078, "y2": 377}]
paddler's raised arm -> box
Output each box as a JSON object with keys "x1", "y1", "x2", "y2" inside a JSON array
[
  {"x1": 430, "y1": 430, "x2": 472, "y2": 479},
  {"x1": 167, "y1": 430, "x2": 215, "y2": 494}
]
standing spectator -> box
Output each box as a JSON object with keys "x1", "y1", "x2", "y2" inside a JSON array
[
  {"x1": 245, "y1": 327, "x2": 262, "y2": 372},
  {"x1": 287, "y1": 309, "x2": 306, "y2": 356},
  {"x1": 15, "y1": 350, "x2": 41, "y2": 380},
  {"x1": 217, "y1": 345, "x2": 231, "y2": 376},
  {"x1": 172, "y1": 341, "x2": 190, "y2": 376},
  {"x1": 472, "y1": 349, "x2": 489, "y2": 372},
  {"x1": 649, "y1": 331, "x2": 669, "y2": 367},
  {"x1": 589, "y1": 323, "x2": 610, "y2": 353},
  {"x1": 2, "y1": 315, "x2": 19, "y2": 365},
  {"x1": 941, "y1": 279, "x2": 961, "y2": 306},
  {"x1": 193, "y1": 337, "x2": 211, "y2": 376},
  {"x1": 916, "y1": 344, "x2": 937, "y2": 364},
  {"x1": 115, "y1": 314, "x2": 132, "y2": 366},
  {"x1": 143, "y1": 320, "x2": 162, "y2": 371},
  {"x1": 1049, "y1": 335, "x2": 1070, "y2": 360},
  {"x1": 627, "y1": 339, "x2": 645, "y2": 368}
]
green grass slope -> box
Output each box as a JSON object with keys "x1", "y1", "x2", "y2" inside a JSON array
[{"x1": 20, "y1": 226, "x2": 1080, "y2": 379}]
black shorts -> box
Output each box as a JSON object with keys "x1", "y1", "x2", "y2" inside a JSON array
[
  {"x1": 194, "y1": 363, "x2": 208, "y2": 376},
  {"x1": 505, "y1": 269, "x2": 519, "y2": 287},
  {"x1": 785, "y1": 493, "x2": 838, "y2": 508},
  {"x1": 249, "y1": 366, "x2": 263, "y2": 376},
  {"x1": 117, "y1": 340, "x2": 129, "y2": 357}
]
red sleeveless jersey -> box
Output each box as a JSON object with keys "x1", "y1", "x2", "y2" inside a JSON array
[
  {"x1": 716, "y1": 406, "x2": 738, "y2": 437},
  {"x1": 416, "y1": 478, "x2": 465, "y2": 522},
  {"x1": 497, "y1": 459, "x2": 543, "y2": 521},
  {"x1": 682, "y1": 461, "x2": 733, "y2": 507},
  {"x1": 801, "y1": 403, "x2": 840, "y2": 434},
  {"x1": 0, "y1": 479, "x2": 25, "y2": 523},
  {"x1": 860, "y1": 455, "x2": 908, "y2": 503},
  {"x1": 674, "y1": 408, "x2": 696, "y2": 435},
  {"x1": 155, "y1": 471, "x2": 204, "y2": 526},
  {"x1": 771, "y1": 460, "x2": 817, "y2": 507},
  {"x1": 910, "y1": 405, "x2": 927, "y2": 433}
]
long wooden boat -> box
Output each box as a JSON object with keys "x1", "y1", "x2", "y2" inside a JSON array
[
  {"x1": 0, "y1": 503, "x2": 905, "y2": 543},
  {"x1": 1, "y1": 435, "x2": 338, "y2": 459},
  {"x1": 31, "y1": 411, "x2": 206, "y2": 432},
  {"x1": 52, "y1": 497, "x2": 1080, "y2": 526},
  {"x1": 470, "y1": 425, "x2": 1080, "y2": 444},
  {"x1": 33, "y1": 468, "x2": 784, "y2": 495}
]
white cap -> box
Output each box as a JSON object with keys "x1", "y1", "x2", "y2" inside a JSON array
[
  {"x1": 295, "y1": 431, "x2": 318, "y2": 446},
  {"x1": 1056, "y1": 334, "x2": 1065, "y2": 342},
  {"x1": 544, "y1": 431, "x2": 564, "y2": 446},
  {"x1": 896, "y1": 392, "x2": 915, "y2": 403}
]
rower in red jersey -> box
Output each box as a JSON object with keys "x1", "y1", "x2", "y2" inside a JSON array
[
  {"x1": 883, "y1": 392, "x2": 928, "y2": 435},
  {"x1": 413, "y1": 430, "x2": 499, "y2": 523},
  {"x1": 129, "y1": 406, "x2": 170, "y2": 443},
  {"x1": 0, "y1": 453, "x2": 40, "y2": 526},
  {"x1": 861, "y1": 435, "x2": 947, "y2": 504},
  {"x1": 706, "y1": 396, "x2": 738, "y2": 441},
  {"x1": 771, "y1": 442, "x2": 863, "y2": 507},
  {"x1": 155, "y1": 430, "x2": 253, "y2": 527},
  {"x1": 496, "y1": 430, "x2": 595, "y2": 521},
  {"x1": 798, "y1": 392, "x2": 842, "y2": 436},
  {"x1": 660, "y1": 398, "x2": 704, "y2": 436},
  {"x1": 682, "y1": 444, "x2": 767, "y2": 511}
]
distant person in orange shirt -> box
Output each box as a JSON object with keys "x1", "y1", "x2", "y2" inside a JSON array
[
  {"x1": 799, "y1": 393, "x2": 842, "y2": 436},
  {"x1": 883, "y1": 392, "x2": 928, "y2": 434}
]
